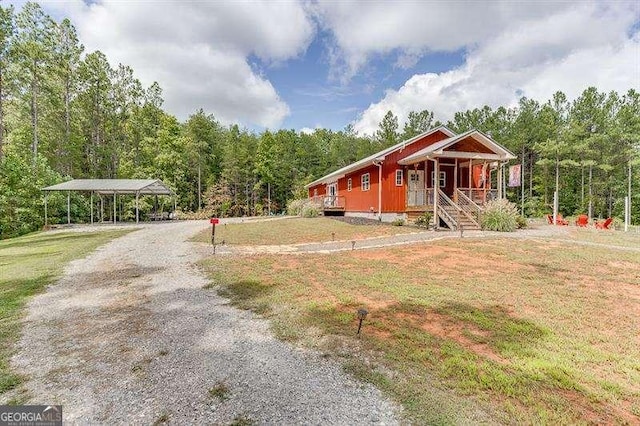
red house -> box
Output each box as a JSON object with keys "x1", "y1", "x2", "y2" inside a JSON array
[{"x1": 306, "y1": 126, "x2": 516, "y2": 230}]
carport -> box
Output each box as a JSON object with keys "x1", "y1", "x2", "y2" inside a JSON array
[{"x1": 42, "y1": 179, "x2": 176, "y2": 226}]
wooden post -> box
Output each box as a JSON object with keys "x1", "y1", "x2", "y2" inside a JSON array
[
  {"x1": 497, "y1": 163, "x2": 503, "y2": 199},
  {"x1": 454, "y1": 158, "x2": 458, "y2": 201},
  {"x1": 100, "y1": 195, "x2": 104, "y2": 223},
  {"x1": 433, "y1": 158, "x2": 439, "y2": 230},
  {"x1": 113, "y1": 192, "x2": 117, "y2": 224},
  {"x1": 468, "y1": 159, "x2": 472, "y2": 199},
  {"x1": 135, "y1": 191, "x2": 139, "y2": 224},
  {"x1": 44, "y1": 192, "x2": 48, "y2": 227},
  {"x1": 90, "y1": 192, "x2": 94, "y2": 225},
  {"x1": 67, "y1": 192, "x2": 71, "y2": 225}
]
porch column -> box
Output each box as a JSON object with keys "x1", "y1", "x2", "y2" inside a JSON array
[
  {"x1": 100, "y1": 196, "x2": 103, "y2": 223},
  {"x1": 67, "y1": 192, "x2": 71, "y2": 225},
  {"x1": 135, "y1": 191, "x2": 139, "y2": 224},
  {"x1": 90, "y1": 192, "x2": 94, "y2": 225},
  {"x1": 497, "y1": 163, "x2": 503, "y2": 199},
  {"x1": 454, "y1": 158, "x2": 458, "y2": 201},
  {"x1": 433, "y1": 158, "x2": 439, "y2": 230},
  {"x1": 468, "y1": 159, "x2": 472, "y2": 189},
  {"x1": 113, "y1": 192, "x2": 117, "y2": 224}
]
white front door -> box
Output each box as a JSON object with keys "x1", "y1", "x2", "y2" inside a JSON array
[
  {"x1": 408, "y1": 170, "x2": 425, "y2": 205},
  {"x1": 326, "y1": 183, "x2": 338, "y2": 207}
]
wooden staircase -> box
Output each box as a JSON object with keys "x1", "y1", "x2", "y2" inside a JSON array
[{"x1": 436, "y1": 189, "x2": 482, "y2": 231}]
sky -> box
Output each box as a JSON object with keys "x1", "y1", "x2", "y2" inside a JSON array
[{"x1": 10, "y1": 0, "x2": 640, "y2": 135}]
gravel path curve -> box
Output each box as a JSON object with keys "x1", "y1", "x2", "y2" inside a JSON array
[{"x1": 11, "y1": 220, "x2": 400, "y2": 424}]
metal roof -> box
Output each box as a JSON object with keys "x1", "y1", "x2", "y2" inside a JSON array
[
  {"x1": 42, "y1": 179, "x2": 174, "y2": 195},
  {"x1": 304, "y1": 125, "x2": 456, "y2": 188}
]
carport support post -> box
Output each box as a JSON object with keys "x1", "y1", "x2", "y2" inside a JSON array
[
  {"x1": 90, "y1": 192, "x2": 94, "y2": 225},
  {"x1": 67, "y1": 191, "x2": 71, "y2": 225},
  {"x1": 44, "y1": 192, "x2": 48, "y2": 227},
  {"x1": 135, "y1": 191, "x2": 139, "y2": 224},
  {"x1": 113, "y1": 192, "x2": 117, "y2": 224}
]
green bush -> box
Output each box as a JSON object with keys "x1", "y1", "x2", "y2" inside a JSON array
[
  {"x1": 391, "y1": 218, "x2": 405, "y2": 226},
  {"x1": 301, "y1": 203, "x2": 320, "y2": 218},
  {"x1": 516, "y1": 215, "x2": 528, "y2": 229},
  {"x1": 480, "y1": 199, "x2": 519, "y2": 232},
  {"x1": 414, "y1": 212, "x2": 432, "y2": 228},
  {"x1": 286, "y1": 198, "x2": 307, "y2": 216}
]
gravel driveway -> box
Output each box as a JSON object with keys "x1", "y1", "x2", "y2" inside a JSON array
[{"x1": 11, "y1": 220, "x2": 399, "y2": 424}]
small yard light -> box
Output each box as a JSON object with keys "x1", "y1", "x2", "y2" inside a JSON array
[
  {"x1": 332, "y1": 232, "x2": 336, "y2": 241},
  {"x1": 356, "y1": 308, "x2": 368, "y2": 335},
  {"x1": 459, "y1": 224, "x2": 464, "y2": 238},
  {"x1": 351, "y1": 240, "x2": 356, "y2": 250}
]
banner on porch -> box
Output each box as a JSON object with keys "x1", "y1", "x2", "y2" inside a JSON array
[{"x1": 508, "y1": 164, "x2": 521, "y2": 187}]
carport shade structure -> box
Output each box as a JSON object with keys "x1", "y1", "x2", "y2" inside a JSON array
[{"x1": 42, "y1": 179, "x2": 175, "y2": 226}]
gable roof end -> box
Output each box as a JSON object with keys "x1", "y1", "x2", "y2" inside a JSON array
[{"x1": 397, "y1": 130, "x2": 516, "y2": 165}]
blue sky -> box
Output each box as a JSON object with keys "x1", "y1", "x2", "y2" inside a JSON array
[
  {"x1": 261, "y1": 32, "x2": 467, "y2": 131},
  {"x1": 12, "y1": 1, "x2": 640, "y2": 134}
]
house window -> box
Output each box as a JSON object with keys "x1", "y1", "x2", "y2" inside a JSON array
[
  {"x1": 431, "y1": 171, "x2": 446, "y2": 188},
  {"x1": 361, "y1": 173, "x2": 370, "y2": 191},
  {"x1": 395, "y1": 169, "x2": 403, "y2": 186},
  {"x1": 347, "y1": 178, "x2": 352, "y2": 191}
]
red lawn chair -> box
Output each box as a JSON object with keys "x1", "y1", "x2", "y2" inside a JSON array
[
  {"x1": 595, "y1": 217, "x2": 613, "y2": 230},
  {"x1": 556, "y1": 214, "x2": 569, "y2": 226},
  {"x1": 546, "y1": 214, "x2": 569, "y2": 226},
  {"x1": 575, "y1": 214, "x2": 588, "y2": 227}
]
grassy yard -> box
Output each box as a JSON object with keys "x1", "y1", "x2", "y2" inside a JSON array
[
  {"x1": 0, "y1": 230, "x2": 131, "y2": 398},
  {"x1": 202, "y1": 232, "x2": 640, "y2": 424},
  {"x1": 191, "y1": 217, "x2": 416, "y2": 245},
  {"x1": 562, "y1": 226, "x2": 640, "y2": 248}
]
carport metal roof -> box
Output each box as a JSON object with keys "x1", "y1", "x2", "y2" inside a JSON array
[{"x1": 42, "y1": 179, "x2": 174, "y2": 195}]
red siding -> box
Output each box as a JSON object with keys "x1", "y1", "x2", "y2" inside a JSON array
[{"x1": 308, "y1": 129, "x2": 457, "y2": 213}]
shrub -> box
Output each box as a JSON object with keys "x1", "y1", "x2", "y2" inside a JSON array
[
  {"x1": 414, "y1": 212, "x2": 432, "y2": 228},
  {"x1": 286, "y1": 198, "x2": 307, "y2": 216},
  {"x1": 516, "y1": 215, "x2": 528, "y2": 229},
  {"x1": 481, "y1": 199, "x2": 519, "y2": 232},
  {"x1": 300, "y1": 203, "x2": 320, "y2": 218},
  {"x1": 391, "y1": 218, "x2": 405, "y2": 226}
]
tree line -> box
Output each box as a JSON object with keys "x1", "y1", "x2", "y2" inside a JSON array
[{"x1": 0, "y1": 3, "x2": 638, "y2": 238}]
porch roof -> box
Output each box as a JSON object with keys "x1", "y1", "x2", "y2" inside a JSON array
[{"x1": 397, "y1": 130, "x2": 516, "y2": 165}]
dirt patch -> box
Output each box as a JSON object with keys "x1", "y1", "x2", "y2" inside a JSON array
[
  {"x1": 351, "y1": 244, "x2": 521, "y2": 277},
  {"x1": 329, "y1": 217, "x2": 390, "y2": 226}
]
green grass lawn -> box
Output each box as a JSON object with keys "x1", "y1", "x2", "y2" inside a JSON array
[
  {"x1": 0, "y1": 229, "x2": 131, "y2": 398},
  {"x1": 191, "y1": 217, "x2": 417, "y2": 245},
  {"x1": 202, "y1": 233, "x2": 640, "y2": 424}
]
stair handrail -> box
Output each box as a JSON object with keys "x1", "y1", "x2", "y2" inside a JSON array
[
  {"x1": 455, "y1": 189, "x2": 482, "y2": 224},
  {"x1": 436, "y1": 189, "x2": 459, "y2": 230}
]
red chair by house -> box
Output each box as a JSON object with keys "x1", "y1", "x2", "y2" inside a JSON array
[
  {"x1": 556, "y1": 214, "x2": 569, "y2": 226},
  {"x1": 546, "y1": 214, "x2": 569, "y2": 226},
  {"x1": 575, "y1": 214, "x2": 588, "y2": 227},
  {"x1": 595, "y1": 217, "x2": 613, "y2": 230}
]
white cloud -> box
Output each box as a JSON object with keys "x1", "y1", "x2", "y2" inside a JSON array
[
  {"x1": 312, "y1": 0, "x2": 575, "y2": 80},
  {"x1": 41, "y1": 0, "x2": 315, "y2": 127},
  {"x1": 351, "y1": 1, "x2": 640, "y2": 135}
]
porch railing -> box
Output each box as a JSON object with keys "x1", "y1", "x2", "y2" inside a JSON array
[
  {"x1": 456, "y1": 187, "x2": 497, "y2": 205},
  {"x1": 312, "y1": 195, "x2": 346, "y2": 209},
  {"x1": 406, "y1": 188, "x2": 434, "y2": 207}
]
